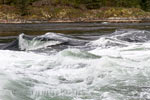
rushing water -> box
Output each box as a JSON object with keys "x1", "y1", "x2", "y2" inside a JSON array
[{"x1": 1, "y1": 23, "x2": 150, "y2": 100}]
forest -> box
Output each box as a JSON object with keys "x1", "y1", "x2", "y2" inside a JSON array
[
  {"x1": 0, "y1": 0, "x2": 149, "y2": 11},
  {"x1": 0, "y1": 0, "x2": 150, "y2": 22}
]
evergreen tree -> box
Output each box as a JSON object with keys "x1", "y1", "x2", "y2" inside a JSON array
[
  {"x1": 140, "y1": 0, "x2": 150, "y2": 11},
  {"x1": 145, "y1": 0, "x2": 150, "y2": 11},
  {"x1": 0, "y1": 0, "x2": 149, "y2": 12}
]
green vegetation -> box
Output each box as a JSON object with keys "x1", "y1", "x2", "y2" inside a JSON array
[
  {"x1": 0, "y1": 0, "x2": 149, "y2": 9},
  {"x1": 0, "y1": 0, "x2": 150, "y2": 22},
  {"x1": 0, "y1": 0, "x2": 150, "y2": 13}
]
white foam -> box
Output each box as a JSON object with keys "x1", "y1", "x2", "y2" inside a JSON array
[
  {"x1": 1, "y1": 30, "x2": 150, "y2": 99},
  {"x1": 1, "y1": 45, "x2": 150, "y2": 99},
  {"x1": 19, "y1": 33, "x2": 62, "y2": 50}
]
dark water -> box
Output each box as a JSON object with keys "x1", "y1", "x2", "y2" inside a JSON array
[
  {"x1": 1, "y1": 23, "x2": 150, "y2": 35},
  {"x1": 1, "y1": 23, "x2": 150, "y2": 100}
]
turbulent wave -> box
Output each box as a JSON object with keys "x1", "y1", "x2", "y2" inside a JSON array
[
  {"x1": 1, "y1": 29, "x2": 150, "y2": 100},
  {"x1": 0, "y1": 32, "x2": 87, "y2": 51},
  {"x1": 89, "y1": 29, "x2": 150, "y2": 48},
  {"x1": 19, "y1": 33, "x2": 63, "y2": 50},
  {"x1": 60, "y1": 49, "x2": 101, "y2": 59}
]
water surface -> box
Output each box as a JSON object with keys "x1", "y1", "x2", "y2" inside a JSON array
[{"x1": 0, "y1": 23, "x2": 150, "y2": 100}]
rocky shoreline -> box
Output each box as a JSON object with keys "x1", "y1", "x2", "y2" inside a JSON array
[
  {"x1": 0, "y1": 5, "x2": 150, "y2": 24},
  {"x1": 1, "y1": 18, "x2": 150, "y2": 23}
]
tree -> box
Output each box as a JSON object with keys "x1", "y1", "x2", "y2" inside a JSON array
[
  {"x1": 0, "y1": 0, "x2": 12, "y2": 4},
  {"x1": 141, "y1": 0, "x2": 150, "y2": 11},
  {"x1": 75, "y1": 0, "x2": 101, "y2": 9}
]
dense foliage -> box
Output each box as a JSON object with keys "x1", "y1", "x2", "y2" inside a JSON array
[{"x1": 0, "y1": 0, "x2": 150, "y2": 15}]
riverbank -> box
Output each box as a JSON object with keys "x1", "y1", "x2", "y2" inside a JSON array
[
  {"x1": 1, "y1": 5, "x2": 150, "y2": 23},
  {"x1": 1, "y1": 18, "x2": 150, "y2": 23}
]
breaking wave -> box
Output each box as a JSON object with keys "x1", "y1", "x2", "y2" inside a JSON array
[{"x1": 1, "y1": 29, "x2": 150, "y2": 100}]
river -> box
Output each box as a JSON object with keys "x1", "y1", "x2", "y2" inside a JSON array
[{"x1": 0, "y1": 23, "x2": 150, "y2": 100}]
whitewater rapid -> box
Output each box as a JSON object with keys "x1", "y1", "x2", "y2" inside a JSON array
[{"x1": 0, "y1": 29, "x2": 150, "y2": 100}]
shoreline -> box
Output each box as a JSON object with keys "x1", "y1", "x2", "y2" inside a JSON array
[
  {"x1": 1, "y1": 18, "x2": 150, "y2": 24},
  {"x1": 0, "y1": 5, "x2": 150, "y2": 24}
]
